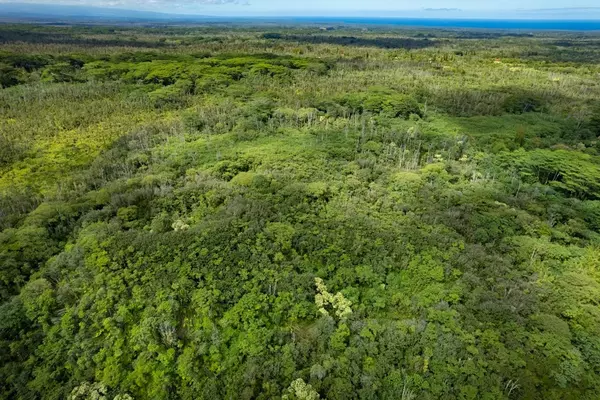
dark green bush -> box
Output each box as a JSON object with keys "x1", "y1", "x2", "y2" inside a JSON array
[
  {"x1": 381, "y1": 94, "x2": 422, "y2": 118},
  {"x1": 589, "y1": 105, "x2": 600, "y2": 136},
  {"x1": 41, "y1": 63, "x2": 82, "y2": 83},
  {"x1": 503, "y1": 93, "x2": 544, "y2": 114},
  {"x1": 244, "y1": 97, "x2": 276, "y2": 122},
  {"x1": 0, "y1": 64, "x2": 26, "y2": 88},
  {"x1": 499, "y1": 149, "x2": 600, "y2": 199},
  {"x1": 335, "y1": 91, "x2": 421, "y2": 119}
]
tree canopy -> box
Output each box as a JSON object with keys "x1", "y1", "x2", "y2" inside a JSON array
[{"x1": 1, "y1": 23, "x2": 600, "y2": 400}]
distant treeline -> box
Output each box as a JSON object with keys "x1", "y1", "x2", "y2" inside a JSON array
[{"x1": 261, "y1": 33, "x2": 438, "y2": 49}]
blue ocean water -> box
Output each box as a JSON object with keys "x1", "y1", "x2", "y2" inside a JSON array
[{"x1": 270, "y1": 17, "x2": 600, "y2": 31}]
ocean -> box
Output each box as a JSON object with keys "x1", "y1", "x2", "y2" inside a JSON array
[{"x1": 266, "y1": 17, "x2": 600, "y2": 31}]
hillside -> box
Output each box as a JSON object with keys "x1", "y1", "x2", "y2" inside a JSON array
[{"x1": 1, "y1": 24, "x2": 600, "y2": 399}]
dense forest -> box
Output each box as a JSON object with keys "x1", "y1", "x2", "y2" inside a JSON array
[{"x1": 1, "y1": 23, "x2": 600, "y2": 399}]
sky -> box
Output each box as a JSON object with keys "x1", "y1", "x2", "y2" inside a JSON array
[{"x1": 1, "y1": 0, "x2": 600, "y2": 18}]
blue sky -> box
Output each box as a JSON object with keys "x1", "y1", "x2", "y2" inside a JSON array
[{"x1": 2, "y1": 0, "x2": 600, "y2": 17}]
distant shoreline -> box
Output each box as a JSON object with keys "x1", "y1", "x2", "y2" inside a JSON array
[
  {"x1": 0, "y1": 12, "x2": 599, "y2": 31},
  {"x1": 256, "y1": 17, "x2": 600, "y2": 31}
]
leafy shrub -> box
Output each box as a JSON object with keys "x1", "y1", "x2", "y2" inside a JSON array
[
  {"x1": 194, "y1": 74, "x2": 233, "y2": 93},
  {"x1": 306, "y1": 62, "x2": 329, "y2": 75},
  {"x1": 337, "y1": 92, "x2": 422, "y2": 118},
  {"x1": 244, "y1": 97, "x2": 276, "y2": 122},
  {"x1": 503, "y1": 93, "x2": 544, "y2": 114},
  {"x1": 148, "y1": 79, "x2": 192, "y2": 108},
  {"x1": 589, "y1": 105, "x2": 600, "y2": 136},
  {"x1": 1, "y1": 54, "x2": 50, "y2": 72},
  {"x1": 0, "y1": 64, "x2": 26, "y2": 88},
  {"x1": 581, "y1": 201, "x2": 600, "y2": 231},
  {"x1": 381, "y1": 94, "x2": 423, "y2": 118},
  {"x1": 500, "y1": 149, "x2": 600, "y2": 199},
  {"x1": 41, "y1": 63, "x2": 82, "y2": 83},
  {"x1": 230, "y1": 171, "x2": 257, "y2": 186},
  {"x1": 182, "y1": 109, "x2": 205, "y2": 131},
  {"x1": 250, "y1": 63, "x2": 288, "y2": 76},
  {"x1": 213, "y1": 158, "x2": 253, "y2": 180},
  {"x1": 314, "y1": 100, "x2": 347, "y2": 117}
]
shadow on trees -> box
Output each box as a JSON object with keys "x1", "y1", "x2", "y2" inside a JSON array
[
  {"x1": 262, "y1": 33, "x2": 438, "y2": 49},
  {"x1": 552, "y1": 39, "x2": 600, "y2": 48},
  {"x1": 453, "y1": 32, "x2": 534, "y2": 39},
  {"x1": 443, "y1": 87, "x2": 594, "y2": 150},
  {"x1": 519, "y1": 47, "x2": 600, "y2": 64},
  {"x1": 424, "y1": 86, "x2": 541, "y2": 117},
  {"x1": 0, "y1": 29, "x2": 167, "y2": 48}
]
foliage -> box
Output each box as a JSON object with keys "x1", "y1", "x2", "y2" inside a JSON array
[{"x1": 1, "y1": 23, "x2": 600, "y2": 400}]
